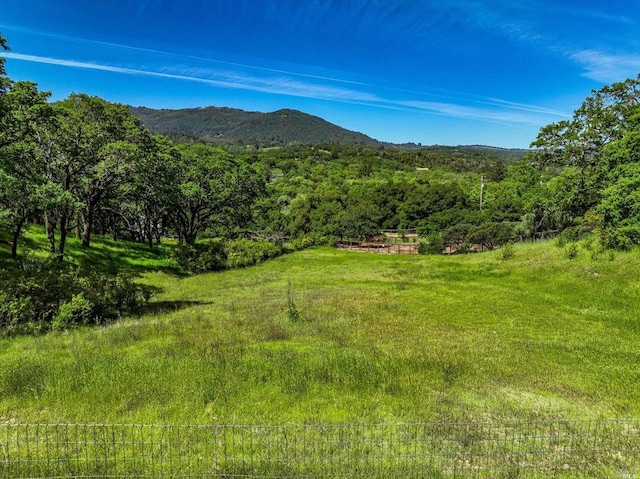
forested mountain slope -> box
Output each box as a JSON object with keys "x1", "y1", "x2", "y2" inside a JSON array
[{"x1": 130, "y1": 106, "x2": 382, "y2": 146}]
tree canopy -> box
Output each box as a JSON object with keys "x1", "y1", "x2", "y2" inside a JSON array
[
  {"x1": 530, "y1": 75, "x2": 640, "y2": 248},
  {"x1": 3, "y1": 23, "x2": 640, "y2": 266}
]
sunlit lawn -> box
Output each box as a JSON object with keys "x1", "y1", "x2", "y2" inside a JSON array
[{"x1": 1, "y1": 237, "x2": 639, "y2": 425}]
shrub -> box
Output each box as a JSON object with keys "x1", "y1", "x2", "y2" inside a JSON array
[
  {"x1": 172, "y1": 239, "x2": 284, "y2": 273},
  {"x1": 556, "y1": 226, "x2": 583, "y2": 248},
  {"x1": 52, "y1": 293, "x2": 94, "y2": 331},
  {"x1": 171, "y1": 240, "x2": 227, "y2": 273},
  {"x1": 0, "y1": 256, "x2": 152, "y2": 336},
  {"x1": 225, "y1": 239, "x2": 283, "y2": 269},
  {"x1": 444, "y1": 223, "x2": 474, "y2": 249},
  {"x1": 579, "y1": 235, "x2": 595, "y2": 251},
  {"x1": 457, "y1": 242, "x2": 471, "y2": 255},
  {"x1": 286, "y1": 281, "x2": 302, "y2": 321},
  {"x1": 0, "y1": 295, "x2": 40, "y2": 335},
  {"x1": 555, "y1": 235, "x2": 567, "y2": 248},
  {"x1": 598, "y1": 224, "x2": 640, "y2": 250},
  {"x1": 565, "y1": 243, "x2": 579, "y2": 260},
  {"x1": 288, "y1": 235, "x2": 316, "y2": 251},
  {"x1": 288, "y1": 234, "x2": 337, "y2": 251},
  {"x1": 81, "y1": 271, "x2": 153, "y2": 319},
  {"x1": 497, "y1": 241, "x2": 515, "y2": 260},
  {"x1": 419, "y1": 233, "x2": 444, "y2": 255},
  {"x1": 0, "y1": 256, "x2": 78, "y2": 334},
  {"x1": 469, "y1": 222, "x2": 515, "y2": 250}
]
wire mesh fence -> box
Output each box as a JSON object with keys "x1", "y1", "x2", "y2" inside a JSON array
[{"x1": 1, "y1": 420, "x2": 639, "y2": 478}]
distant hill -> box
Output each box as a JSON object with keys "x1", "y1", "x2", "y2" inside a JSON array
[
  {"x1": 130, "y1": 105, "x2": 530, "y2": 157},
  {"x1": 392, "y1": 142, "x2": 529, "y2": 158},
  {"x1": 462, "y1": 144, "x2": 530, "y2": 159},
  {"x1": 129, "y1": 106, "x2": 382, "y2": 147}
]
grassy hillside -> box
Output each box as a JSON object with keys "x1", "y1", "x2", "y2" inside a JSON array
[{"x1": 1, "y1": 239, "x2": 639, "y2": 425}]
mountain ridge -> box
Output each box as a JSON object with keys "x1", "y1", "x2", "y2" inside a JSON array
[
  {"x1": 129, "y1": 105, "x2": 382, "y2": 147},
  {"x1": 130, "y1": 105, "x2": 529, "y2": 156}
]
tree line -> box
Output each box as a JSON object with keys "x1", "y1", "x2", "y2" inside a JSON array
[
  {"x1": 0, "y1": 52, "x2": 265, "y2": 259},
  {"x1": 3, "y1": 28, "x2": 640, "y2": 262},
  {"x1": 2, "y1": 29, "x2": 640, "y2": 335},
  {"x1": 0, "y1": 33, "x2": 269, "y2": 334},
  {"x1": 245, "y1": 76, "x2": 640, "y2": 252}
]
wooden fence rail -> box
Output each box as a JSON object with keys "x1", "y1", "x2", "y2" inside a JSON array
[{"x1": 336, "y1": 241, "x2": 419, "y2": 255}]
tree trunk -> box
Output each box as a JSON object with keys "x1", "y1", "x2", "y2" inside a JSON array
[
  {"x1": 58, "y1": 211, "x2": 69, "y2": 261},
  {"x1": 111, "y1": 213, "x2": 118, "y2": 241},
  {"x1": 175, "y1": 215, "x2": 185, "y2": 245},
  {"x1": 11, "y1": 216, "x2": 26, "y2": 258},
  {"x1": 82, "y1": 215, "x2": 91, "y2": 247},
  {"x1": 82, "y1": 204, "x2": 95, "y2": 247},
  {"x1": 145, "y1": 218, "x2": 154, "y2": 249},
  {"x1": 154, "y1": 221, "x2": 163, "y2": 245},
  {"x1": 185, "y1": 230, "x2": 197, "y2": 245},
  {"x1": 44, "y1": 211, "x2": 56, "y2": 254},
  {"x1": 74, "y1": 212, "x2": 81, "y2": 239}
]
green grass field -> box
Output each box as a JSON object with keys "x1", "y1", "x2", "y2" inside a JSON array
[{"x1": 1, "y1": 235, "x2": 639, "y2": 426}]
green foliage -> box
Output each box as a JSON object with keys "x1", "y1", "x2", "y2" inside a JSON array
[
  {"x1": 287, "y1": 235, "x2": 317, "y2": 251},
  {"x1": 52, "y1": 94, "x2": 151, "y2": 252},
  {"x1": 530, "y1": 76, "x2": 640, "y2": 247},
  {"x1": 130, "y1": 106, "x2": 381, "y2": 147},
  {"x1": 557, "y1": 226, "x2": 584, "y2": 246},
  {"x1": 83, "y1": 271, "x2": 153, "y2": 319},
  {"x1": 174, "y1": 144, "x2": 265, "y2": 244},
  {"x1": 441, "y1": 222, "x2": 514, "y2": 253},
  {"x1": 171, "y1": 238, "x2": 283, "y2": 272},
  {"x1": 1, "y1": 76, "x2": 535, "y2": 260},
  {"x1": 565, "y1": 243, "x2": 579, "y2": 260},
  {"x1": 418, "y1": 233, "x2": 444, "y2": 255},
  {"x1": 531, "y1": 75, "x2": 640, "y2": 173},
  {"x1": 598, "y1": 225, "x2": 640, "y2": 250},
  {"x1": 0, "y1": 81, "x2": 57, "y2": 257},
  {"x1": 225, "y1": 238, "x2": 283, "y2": 269},
  {"x1": 171, "y1": 240, "x2": 227, "y2": 273},
  {"x1": 594, "y1": 141, "x2": 640, "y2": 250},
  {"x1": 0, "y1": 256, "x2": 152, "y2": 336},
  {"x1": 456, "y1": 242, "x2": 471, "y2": 254},
  {"x1": 254, "y1": 142, "x2": 529, "y2": 245},
  {"x1": 468, "y1": 222, "x2": 515, "y2": 249},
  {"x1": 285, "y1": 281, "x2": 302, "y2": 321},
  {"x1": 52, "y1": 293, "x2": 94, "y2": 331},
  {"x1": 497, "y1": 241, "x2": 515, "y2": 260},
  {"x1": 0, "y1": 256, "x2": 78, "y2": 334},
  {"x1": 0, "y1": 31, "x2": 9, "y2": 93}
]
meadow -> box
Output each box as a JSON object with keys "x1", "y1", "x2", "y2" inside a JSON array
[{"x1": 1, "y1": 235, "x2": 639, "y2": 427}]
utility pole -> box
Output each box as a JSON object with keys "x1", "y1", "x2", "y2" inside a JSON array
[{"x1": 479, "y1": 175, "x2": 485, "y2": 210}]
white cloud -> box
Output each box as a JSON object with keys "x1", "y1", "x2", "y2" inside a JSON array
[
  {"x1": 397, "y1": 100, "x2": 554, "y2": 125},
  {"x1": 569, "y1": 49, "x2": 640, "y2": 84},
  {"x1": 2, "y1": 52, "x2": 383, "y2": 105},
  {"x1": 2, "y1": 51, "x2": 563, "y2": 127}
]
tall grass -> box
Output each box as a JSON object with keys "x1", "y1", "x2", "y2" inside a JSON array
[{"x1": 1, "y1": 239, "x2": 639, "y2": 425}]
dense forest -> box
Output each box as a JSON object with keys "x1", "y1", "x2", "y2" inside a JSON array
[{"x1": 1, "y1": 29, "x2": 640, "y2": 334}]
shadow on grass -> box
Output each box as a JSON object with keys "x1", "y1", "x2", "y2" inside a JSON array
[
  {"x1": 0, "y1": 245, "x2": 13, "y2": 263},
  {"x1": 2, "y1": 229, "x2": 186, "y2": 277},
  {"x1": 143, "y1": 300, "x2": 212, "y2": 315},
  {"x1": 69, "y1": 240, "x2": 185, "y2": 277}
]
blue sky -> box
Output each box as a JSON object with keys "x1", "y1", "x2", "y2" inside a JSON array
[{"x1": 1, "y1": 1, "x2": 639, "y2": 148}]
